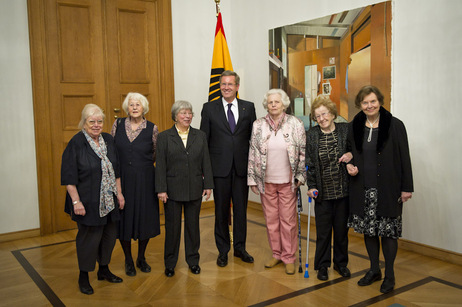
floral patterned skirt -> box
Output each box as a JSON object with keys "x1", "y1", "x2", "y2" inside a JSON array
[{"x1": 347, "y1": 188, "x2": 402, "y2": 239}]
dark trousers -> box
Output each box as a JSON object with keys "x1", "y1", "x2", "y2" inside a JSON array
[
  {"x1": 314, "y1": 197, "x2": 349, "y2": 269},
  {"x1": 164, "y1": 198, "x2": 201, "y2": 268},
  {"x1": 76, "y1": 221, "x2": 117, "y2": 272},
  {"x1": 213, "y1": 167, "x2": 249, "y2": 254}
]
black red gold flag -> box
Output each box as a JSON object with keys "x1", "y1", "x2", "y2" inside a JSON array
[{"x1": 208, "y1": 12, "x2": 234, "y2": 102}]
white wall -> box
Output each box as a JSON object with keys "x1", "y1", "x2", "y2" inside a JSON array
[
  {"x1": 171, "y1": 0, "x2": 462, "y2": 254},
  {"x1": 2, "y1": 0, "x2": 461, "y2": 254},
  {"x1": 0, "y1": 0, "x2": 40, "y2": 233},
  {"x1": 392, "y1": 1, "x2": 462, "y2": 252}
]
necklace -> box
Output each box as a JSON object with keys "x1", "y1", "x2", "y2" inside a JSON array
[{"x1": 366, "y1": 114, "x2": 380, "y2": 142}]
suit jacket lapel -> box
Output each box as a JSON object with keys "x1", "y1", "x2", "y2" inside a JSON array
[
  {"x1": 186, "y1": 128, "x2": 197, "y2": 151},
  {"x1": 235, "y1": 99, "x2": 247, "y2": 131},
  {"x1": 216, "y1": 100, "x2": 233, "y2": 133},
  {"x1": 167, "y1": 126, "x2": 187, "y2": 152}
]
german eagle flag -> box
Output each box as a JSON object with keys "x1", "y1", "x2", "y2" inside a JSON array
[{"x1": 208, "y1": 12, "x2": 234, "y2": 102}]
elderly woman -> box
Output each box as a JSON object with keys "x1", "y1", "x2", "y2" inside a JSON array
[
  {"x1": 111, "y1": 93, "x2": 160, "y2": 276},
  {"x1": 61, "y1": 104, "x2": 125, "y2": 295},
  {"x1": 347, "y1": 85, "x2": 413, "y2": 294},
  {"x1": 306, "y1": 95, "x2": 352, "y2": 281},
  {"x1": 248, "y1": 89, "x2": 306, "y2": 275},
  {"x1": 156, "y1": 100, "x2": 214, "y2": 277}
]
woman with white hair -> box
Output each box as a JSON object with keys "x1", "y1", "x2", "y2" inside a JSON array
[
  {"x1": 110, "y1": 92, "x2": 160, "y2": 277},
  {"x1": 61, "y1": 104, "x2": 125, "y2": 295},
  {"x1": 248, "y1": 89, "x2": 306, "y2": 275}
]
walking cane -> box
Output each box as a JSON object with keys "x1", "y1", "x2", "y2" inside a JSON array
[
  {"x1": 304, "y1": 190, "x2": 317, "y2": 278},
  {"x1": 297, "y1": 187, "x2": 303, "y2": 273}
]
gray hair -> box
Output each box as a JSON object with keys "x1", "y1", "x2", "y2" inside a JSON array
[
  {"x1": 262, "y1": 89, "x2": 291, "y2": 110},
  {"x1": 78, "y1": 104, "x2": 105, "y2": 129},
  {"x1": 122, "y1": 92, "x2": 150, "y2": 115},
  {"x1": 171, "y1": 100, "x2": 194, "y2": 121}
]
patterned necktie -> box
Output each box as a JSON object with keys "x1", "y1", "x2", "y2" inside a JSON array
[{"x1": 227, "y1": 103, "x2": 236, "y2": 133}]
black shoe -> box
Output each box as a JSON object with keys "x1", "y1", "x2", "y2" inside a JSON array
[
  {"x1": 97, "y1": 269, "x2": 123, "y2": 283},
  {"x1": 333, "y1": 264, "x2": 351, "y2": 277},
  {"x1": 317, "y1": 267, "x2": 328, "y2": 281},
  {"x1": 164, "y1": 268, "x2": 175, "y2": 277},
  {"x1": 380, "y1": 277, "x2": 395, "y2": 293},
  {"x1": 125, "y1": 260, "x2": 136, "y2": 276},
  {"x1": 136, "y1": 259, "x2": 151, "y2": 273},
  {"x1": 78, "y1": 278, "x2": 94, "y2": 295},
  {"x1": 189, "y1": 265, "x2": 201, "y2": 274},
  {"x1": 233, "y1": 250, "x2": 254, "y2": 263},
  {"x1": 358, "y1": 270, "x2": 382, "y2": 286},
  {"x1": 217, "y1": 253, "x2": 228, "y2": 267}
]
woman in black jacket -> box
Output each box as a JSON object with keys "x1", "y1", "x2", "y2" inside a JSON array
[
  {"x1": 347, "y1": 86, "x2": 413, "y2": 294},
  {"x1": 306, "y1": 96, "x2": 352, "y2": 281},
  {"x1": 156, "y1": 100, "x2": 214, "y2": 277},
  {"x1": 61, "y1": 104, "x2": 125, "y2": 295}
]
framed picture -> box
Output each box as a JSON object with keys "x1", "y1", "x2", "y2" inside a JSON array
[
  {"x1": 322, "y1": 82, "x2": 331, "y2": 95},
  {"x1": 323, "y1": 65, "x2": 336, "y2": 80}
]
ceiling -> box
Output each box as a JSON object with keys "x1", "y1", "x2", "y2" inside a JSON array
[{"x1": 282, "y1": 7, "x2": 364, "y2": 38}]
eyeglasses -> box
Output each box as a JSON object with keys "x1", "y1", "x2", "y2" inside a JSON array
[
  {"x1": 178, "y1": 111, "x2": 193, "y2": 116},
  {"x1": 220, "y1": 83, "x2": 236, "y2": 87},
  {"x1": 87, "y1": 120, "x2": 103, "y2": 126},
  {"x1": 314, "y1": 112, "x2": 330, "y2": 120}
]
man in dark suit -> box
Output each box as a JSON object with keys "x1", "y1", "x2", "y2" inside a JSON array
[{"x1": 200, "y1": 70, "x2": 257, "y2": 267}]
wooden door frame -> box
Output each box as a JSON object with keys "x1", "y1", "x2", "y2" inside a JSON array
[{"x1": 27, "y1": 0, "x2": 174, "y2": 235}]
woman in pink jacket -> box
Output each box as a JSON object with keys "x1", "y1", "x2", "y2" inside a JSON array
[{"x1": 248, "y1": 89, "x2": 306, "y2": 274}]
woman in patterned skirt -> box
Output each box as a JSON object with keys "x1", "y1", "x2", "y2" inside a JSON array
[{"x1": 347, "y1": 85, "x2": 413, "y2": 294}]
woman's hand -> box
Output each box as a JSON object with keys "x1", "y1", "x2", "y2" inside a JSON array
[
  {"x1": 339, "y1": 152, "x2": 353, "y2": 163},
  {"x1": 158, "y1": 192, "x2": 168, "y2": 203},
  {"x1": 400, "y1": 191, "x2": 412, "y2": 203},
  {"x1": 73, "y1": 202, "x2": 86, "y2": 216},
  {"x1": 117, "y1": 193, "x2": 125, "y2": 210},
  {"x1": 307, "y1": 188, "x2": 318, "y2": 198},
  {"x1": 202, "y1": 189, "x2": 212, "y2": 201},
  {"x1": 346, "y1": 163, "x2": 359, "y2": 176},
  {"x1": 115, "y1": 178, "x2": 124, "y2": 209},
  {"x1": 250, "y1": 186, "x2": 259, "y2": 195}
]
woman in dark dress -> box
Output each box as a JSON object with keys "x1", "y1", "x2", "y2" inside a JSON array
[
  {"x1": 111, "y1": 92, "x2": 160, "y2": 276},
  {"x1": 347, "y1": 86, "x2": 413, "y2": 294},
  {"x1": 61, "y1": 104, "x2": 125, "y2": 295}
]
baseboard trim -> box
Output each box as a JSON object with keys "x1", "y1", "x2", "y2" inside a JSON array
[
  {"x1": 4, "y1": 201, "x2": 461, "y2": 265},
  {"x1": 0, "y1": 228, "x2": 40, "y2": 243}
]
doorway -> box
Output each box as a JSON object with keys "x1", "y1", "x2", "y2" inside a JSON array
[{"x1": 28, "y1": 0, "x2": 174, "y2": 234}]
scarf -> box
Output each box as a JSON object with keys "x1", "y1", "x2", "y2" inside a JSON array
[
  {"x1": 265, "y1": 112, "x2": 286, "y2": 135},
  {"x1": 82, "y1": 130, "x2": 117, "y2": 217}
]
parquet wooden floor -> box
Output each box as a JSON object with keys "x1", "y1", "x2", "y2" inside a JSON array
[{"x1": 1, "y1": 207, "x2": 461, "y2": 306}]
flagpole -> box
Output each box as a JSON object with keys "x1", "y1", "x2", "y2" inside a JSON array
[
  {"x1": 215, "y1": 0, "x2": 220, "y2": 15},
  {"x1": 213, "y1": 0, "x2": 233, "y2": 245}
]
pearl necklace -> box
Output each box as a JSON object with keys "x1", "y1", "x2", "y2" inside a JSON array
[{"x1": 367, "y1": 114, "x2": 380, "y2": 142}]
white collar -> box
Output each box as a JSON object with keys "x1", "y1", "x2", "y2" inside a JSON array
[{"x1": 222, "y1": 97, "x2": 238, "y2": 109}]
